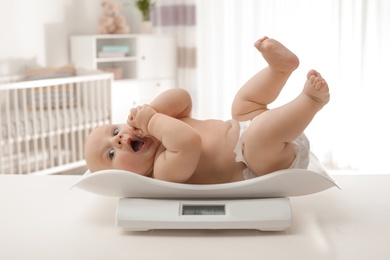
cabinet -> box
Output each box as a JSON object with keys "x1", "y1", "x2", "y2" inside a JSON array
[{"x1": 70, "y1": 34, "x2": 176, "y2": 123}]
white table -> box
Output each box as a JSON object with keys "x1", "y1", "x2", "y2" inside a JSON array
[{"x1": 0, "y1": 174, "x2": 389, "y2": 260}]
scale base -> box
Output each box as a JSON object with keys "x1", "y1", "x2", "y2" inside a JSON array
[{"x1": 116, "y1": 197, "x2": 292, "y2": 231}]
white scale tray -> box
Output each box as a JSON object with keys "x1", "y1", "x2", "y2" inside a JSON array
[{"x1": 72, "y1": 153, "x2": 339, "y2": 231}]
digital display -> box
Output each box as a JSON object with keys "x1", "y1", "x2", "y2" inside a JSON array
[{"x1": 181, "y1": 205, "x2": 226, "y2": 215}]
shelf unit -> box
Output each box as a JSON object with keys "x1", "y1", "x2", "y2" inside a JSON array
[
  {"x1": 70, "y1": 34, "x2": 176, "y2": 81},
  {"x1": 70, "y1": 34, "x2": 177, "y2": 124}
]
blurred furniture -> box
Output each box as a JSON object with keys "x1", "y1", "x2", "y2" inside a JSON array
[{"x1": 71, "y1": 34, "x2": 176, "y2": 124}]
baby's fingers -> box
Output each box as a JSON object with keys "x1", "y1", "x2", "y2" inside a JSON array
[
  {"x1": 130, "y1": 107, "x2": 139, "y2": 117},
  {"x1": 128, "y1": 106, "x2": 140, "y2": 124},
  {"x1": 128, "y1": 126, "x2": 144, "y2": 138},
  {"x1": 134, "y1": 128, "x2": 144, "y2": 138}
]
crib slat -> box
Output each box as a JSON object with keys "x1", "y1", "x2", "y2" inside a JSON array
[
  {"x1": 62, "y1": 84, "x2": 69, "y2": 164},
  {"x1": 54, "y1": 85, "x2": 63, "y2": 167},
  {"x1": 52, "y1": 85, "x2": 57, "y2": 168},
  {"x1": 69, "y1": 83, "x2": 76, "y2": 163},
  {"x1": 101, "y1": 79, "x2": 106, "y2": 124},
  {"x1": 92, "y1": 80, "x2": 97, "y2": 127},
  {"x1": 30, "y1": 88, "x2": 39, "y2": 172},
  {"x1": 42, "y1": 89, "x2": 47, "y2": 170},
  {"x1": 36, "y1": 87, "x2": 47, "y2": 170},
  {"x1": 84, "y1": 81, "x2": 90, "y2": 159},
  {"x1": 76, "y1": 82, "x2": 83, "y2": 161},
  {"x1": 13, "y1": 88, "x2": 22, "y2": 174},
  {"x1": 104, "y1": 79, "x2": 111, "y2": 124},
  {"x1": 21, "y1": 88, "x2": 31, "y2": 174},
  {"x1": 0, "y1": 97, "x2": 3, "y2": 174},
  {"x1": 46, "y1": 84, "x2": 55, "y2": 169},
  {"x1": 5, "y1": 89, "x2": 14, "y2": 174},
  {"x1": 95, "y1": 81, "x2": 103, "y2": 127}
]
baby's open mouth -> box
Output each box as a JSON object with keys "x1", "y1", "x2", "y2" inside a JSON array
[{"x1": 130, "y1": 140, "x2": 144, "y2": 152}]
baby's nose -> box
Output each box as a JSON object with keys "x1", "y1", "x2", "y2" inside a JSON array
[{"x1": 115, "y1": 134, "x2": 124, "y2": 147}]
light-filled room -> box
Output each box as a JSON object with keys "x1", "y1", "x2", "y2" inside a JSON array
[{"x1": 1, "y1": 0, "x2": 389, "y2": 259}]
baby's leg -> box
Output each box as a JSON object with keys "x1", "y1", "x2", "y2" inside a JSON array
[
  {"x1": 242, "y1": 70, "x2": 330, "y2": 175},
  {"x1": 232, "y1": 37, "x2": 299, "y2": 121}
]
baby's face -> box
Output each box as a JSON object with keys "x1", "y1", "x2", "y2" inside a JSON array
[{"x1": 84, "y1": 124, "x2": 160, "y2": 176}]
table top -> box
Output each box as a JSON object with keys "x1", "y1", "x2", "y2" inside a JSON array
[{"x1": 0, "y1": 174, "x2": 389, "y2": 260}]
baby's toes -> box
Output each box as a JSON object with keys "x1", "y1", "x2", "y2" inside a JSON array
[
  {"x1": 315, "y1": 80, "x2": 323, "y2": 90},
  {"x1": 307, "y1": 69, "x2": 318, "y2": 79},
  {"x1": 254, "y1": 36, "x2": 269, "y2": 50},
  {"x1": 309, "y1": 75, "x2": 317, "y2": 84}
]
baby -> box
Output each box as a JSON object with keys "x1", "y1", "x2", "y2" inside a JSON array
[{"x1": 84, "y1": 37, "x2": 329, "y2": 184}]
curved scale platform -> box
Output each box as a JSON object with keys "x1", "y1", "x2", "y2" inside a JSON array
[{"x1": 72, "y1": 152, "x2": 339, "y2": 198}]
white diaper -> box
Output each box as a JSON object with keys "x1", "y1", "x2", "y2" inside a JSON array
[{"x1": 234, "y1": 120, "x2": 310, "y2": 180}]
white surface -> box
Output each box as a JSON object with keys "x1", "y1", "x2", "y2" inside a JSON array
[
  {"x1": 116, "y1": 198, "x2": 292, "y2": 231},
  {"x1": 1, "y1": 174, "x2": 390, "y2": 259}
]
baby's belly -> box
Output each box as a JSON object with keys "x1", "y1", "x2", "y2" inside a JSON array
[{"x1": 184, "y1": 119, "x2": 246, "y2": 184}]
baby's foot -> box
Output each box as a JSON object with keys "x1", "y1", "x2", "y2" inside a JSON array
[
  {"x1": 254, "y1": 36, "x2": 299, "y2": 73},
  {"x1": 302, "y1": 70, "x2": 330, "y2": 108}
]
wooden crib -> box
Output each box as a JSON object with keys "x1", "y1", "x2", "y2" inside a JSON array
[{"x1": 0, "y1": 71, "x2": 112, "y2": 174}]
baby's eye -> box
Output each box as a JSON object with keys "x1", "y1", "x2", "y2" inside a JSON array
[
  {"x1": 109, "y1": 149, "x2": 115, "y2": 160},
  {"x1": 113, "y1": 128, "x2": 119, "y2": 136}
]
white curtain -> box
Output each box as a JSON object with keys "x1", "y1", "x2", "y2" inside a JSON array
[
  {"x1": 196, "y1": 0, "x2": 390, "y2": 171},
  {"x1": 151, "y1": 0, "x2": 197, "y2": 101}
]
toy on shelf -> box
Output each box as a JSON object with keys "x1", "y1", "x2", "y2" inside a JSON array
[{"x1": 97, "y1": 0, "x2": 130, "y2": 34}]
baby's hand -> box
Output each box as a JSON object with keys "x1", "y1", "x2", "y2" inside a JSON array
[{"x1": 127, "y1": 104, "x2": 157, "y2": 138}]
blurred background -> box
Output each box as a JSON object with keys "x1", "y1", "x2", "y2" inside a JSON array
[{"x1": 1, "y1": 0, "x2": 389, "y2": 173}]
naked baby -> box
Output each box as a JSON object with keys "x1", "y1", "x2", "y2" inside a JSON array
[{"x1": 84, "y1": 37, "x2": 330, "y2": 184}]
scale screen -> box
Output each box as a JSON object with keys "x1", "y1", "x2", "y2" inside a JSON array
[{"x1": 181, "y1": 205, "x2": 226, "y2": 215}]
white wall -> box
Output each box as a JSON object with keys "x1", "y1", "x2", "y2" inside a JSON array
[{"x1": 0, "y1": 0, "x2": 141, "y2": 76}]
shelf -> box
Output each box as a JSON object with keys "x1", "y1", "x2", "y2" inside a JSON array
[
  {"x1": 71, "y1": 34, "x2": 176, "y2": 80},
  {"x1": 96, "y1": 57, "x2": 137, "y2": 63}
]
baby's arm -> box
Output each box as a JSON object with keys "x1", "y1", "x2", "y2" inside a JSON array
[
  {"x1": 128, "y1": 105, "x2": 201, "y2": 183},
  {"x1": 149, "y1": 88, "x2": 192, "y2": 119},
  {"x1": 127, "y1": 88, "x2": 192, "y2": 134}
]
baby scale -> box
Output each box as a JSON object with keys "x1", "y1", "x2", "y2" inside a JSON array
[
  {"x1": 116, "y1": 197, "x2": 291, "y2": 231},
  {"x1": 72, "y1": 153, "x2": 339, "y2": 231}
]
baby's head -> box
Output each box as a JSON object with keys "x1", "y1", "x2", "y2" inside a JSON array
[{"x1": 84, "y1": 124, "x2": 160, "y2": 176}]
